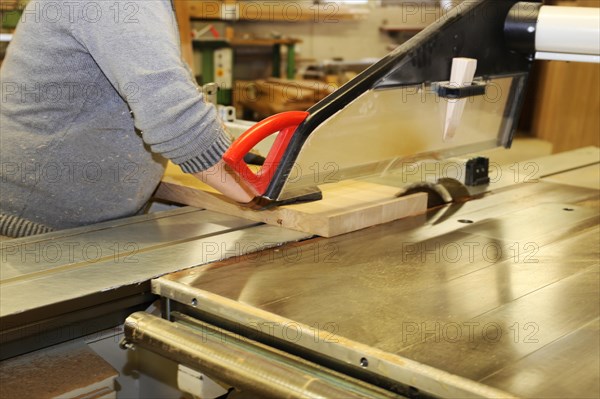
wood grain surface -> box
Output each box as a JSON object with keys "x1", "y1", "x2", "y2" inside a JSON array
[{"x1": 156, "y1": 163, "x2": 428, "y2": 237}]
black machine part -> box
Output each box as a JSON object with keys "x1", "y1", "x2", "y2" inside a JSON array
[
  {"x1": 504, "y1": 2, "x2": 543, "y2": 55},
  {"x1": 262, "y1": 0, "x2": 534, "y2": 202}
]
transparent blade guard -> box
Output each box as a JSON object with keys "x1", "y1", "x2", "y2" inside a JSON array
[
  {"x1": 277, "y1": 74, "x2": 527, "y2": 201},
  {"x1": 258, "y1": 0, "x2": 534, "y2": 203}
]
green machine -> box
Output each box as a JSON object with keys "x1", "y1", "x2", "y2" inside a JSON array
[{"x1": 193, "y1": 39, "x2": 233, "y2": 105}]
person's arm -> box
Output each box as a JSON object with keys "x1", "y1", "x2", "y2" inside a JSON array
[
  {"x1": 193, "y1": 159, "x2": 258, "y2": 203},
  {"x1": 70, "y1": 1, "x2": 254, "y2": 201}
]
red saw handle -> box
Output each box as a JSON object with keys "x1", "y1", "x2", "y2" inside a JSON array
[{"x1": 223, "y1": 111, "x2": 309, "y2": 195}]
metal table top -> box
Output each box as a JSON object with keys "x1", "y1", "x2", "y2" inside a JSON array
[
  {"x1": 0, "y1": 207, "x2": 310, "y2": 358},
  {"x1": 155, "y1": 180, "x2": 600, "y2": 398}
]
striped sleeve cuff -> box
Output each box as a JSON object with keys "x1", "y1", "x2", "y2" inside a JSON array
[
  {"x1": 0, "y1": 213, "x2": 53, "y2": 238},
  {"x1": 177, "y1": 133, "x2": 232, "y2": 174}
]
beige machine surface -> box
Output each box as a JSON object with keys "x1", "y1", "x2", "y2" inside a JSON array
[
  {"x1": 125, "y1": 149, "x2": 600, "y2": 399},
  {"x1": 1, "y1": 152, "x2": 598, "y2": 398},
  {"x1": 1, "y1": 1, "x2": 599, "y2": 398},
  {"x1": 277, "y1": 75, "x2": 518, "y2": 199}
]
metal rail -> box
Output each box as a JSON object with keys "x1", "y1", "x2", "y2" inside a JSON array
[{"x1": 123, "y1": 312, "x2": 403, "y2": 399}]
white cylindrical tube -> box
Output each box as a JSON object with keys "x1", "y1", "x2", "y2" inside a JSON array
[{"x1": 536, "y1": 6, "x2": 600, "y2": 56}]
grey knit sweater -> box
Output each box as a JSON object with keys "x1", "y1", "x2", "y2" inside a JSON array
[{"x1": 0, "y1": 0, "x2": 231, "y2": 236}]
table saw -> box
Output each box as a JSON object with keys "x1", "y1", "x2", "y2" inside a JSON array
[
  {"x1": 1, "y1": 1, "x2": 600, "y2": 398},
  {"x1": 1, "y1": 148, "x2": 598, "y2": 398},
  {"x1": 138, "y1": 170, "x2": 600, "y2": 399}
]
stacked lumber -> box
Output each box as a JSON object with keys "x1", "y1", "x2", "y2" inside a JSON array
[{"x1": 236, "y1": 78, "x2": 337, "y2": 117}]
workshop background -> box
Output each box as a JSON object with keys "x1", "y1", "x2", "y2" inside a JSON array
[
  {"x1": 1, "y1": 1, "x2": 599, "y2": 399},
  {"x1": 2, "y1": 0, "x2": 597, "y2": 152}
]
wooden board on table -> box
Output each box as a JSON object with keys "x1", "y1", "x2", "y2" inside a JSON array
[{"x1": 156, "y1": 163, "x2": 427, "y2": 238}]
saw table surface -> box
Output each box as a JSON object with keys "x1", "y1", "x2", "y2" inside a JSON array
[
  {"x1": 0, "y1": 208, "x2": 310, "y2": 359},
  {"x1": 2, "y1": 149, "x2": 598, "y2": 397},
  {"x1": 155, "y1": 178, "x2": 600, "y2": 398}
]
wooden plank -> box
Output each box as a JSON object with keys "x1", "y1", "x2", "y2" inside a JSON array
[
  {"x1": 156, "y1": 163, "x2": 427, "y2": 238},
  {"x1": 238, "y1": 78, "x2": 335, "y2": 117},
  {"x1": 443, "y1": 58, "x2": 477, "y2": 140}
]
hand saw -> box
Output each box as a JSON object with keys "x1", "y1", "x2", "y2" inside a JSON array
[{"x1": 223, "y1": 0, "x2": 599, "y2": 208}]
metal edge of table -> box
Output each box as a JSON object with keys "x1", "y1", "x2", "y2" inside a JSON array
[
  {"x1": 149, "y1": 175, "x2": 600, "y2": 398},
  {"x1": 0, "y1": 208, "x2": 312, "y2": 359},
  {"x1": 152, "y1": 278, "x2": 517, "y2": 399}
]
